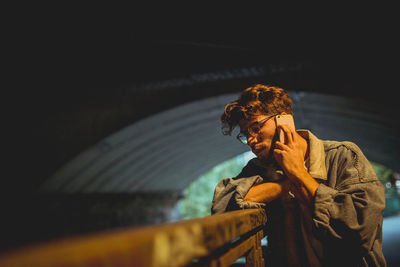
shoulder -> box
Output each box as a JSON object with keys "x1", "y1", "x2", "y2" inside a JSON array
[
  {"x1": 323, "y1": 140, "x2": 368, "y2": 165},
  {"x1": 322, "y1": 140, "x2": 377, "y2": 182},
  {"x1": 323, "y1": 140, "x2": 363, "y2": 154}
]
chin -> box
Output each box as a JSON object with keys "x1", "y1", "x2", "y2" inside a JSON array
[
  {"x1": 255, "y1": 151, "x2": 266, "y2": 160},
  {"x1": 256, "y1": 150, "x2": 273, "y2": 162}
]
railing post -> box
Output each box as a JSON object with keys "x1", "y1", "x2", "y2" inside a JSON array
[{"x1": 245, "y1": 228, "x2": 264, "y2": 267}]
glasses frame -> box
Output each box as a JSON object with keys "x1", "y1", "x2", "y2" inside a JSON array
[{"x1": 236, "y1": 113, "x2": 279, "y2": 144}]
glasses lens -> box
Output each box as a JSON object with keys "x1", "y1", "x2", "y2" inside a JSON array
[
  {"x1": 237, "y1": 133, "x2": 248, "y2": 144},
  {"x1": 248, "y1": 124, "x2": 260, "y2": 135}
]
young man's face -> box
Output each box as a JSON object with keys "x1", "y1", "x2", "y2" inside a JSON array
[{"x1": 238, "y1": 114, "x2": 278, "y2": 162}]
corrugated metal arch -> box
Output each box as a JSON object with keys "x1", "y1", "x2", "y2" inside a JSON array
[{"x1": 38, "y1": 92, "x2": 400, "y2": 193}]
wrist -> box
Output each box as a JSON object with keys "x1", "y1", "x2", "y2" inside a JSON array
[
  {"x1": 288, "y1": 166, "x2": 308, "y2": 182},
  {"x1": 288, "y1": 169, "x2": 319, "y2": 197}
]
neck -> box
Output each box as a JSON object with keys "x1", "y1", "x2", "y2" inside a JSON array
[{"x1": 298, "y1": 133, "x2": 310, "y2": 160}]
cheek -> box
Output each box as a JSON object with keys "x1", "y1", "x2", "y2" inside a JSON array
[{"x1": 261, "y1": 128, "x2": 276, "y2": 141}]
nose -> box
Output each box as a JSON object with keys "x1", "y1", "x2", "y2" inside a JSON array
[{"x1": 247, "y1": 135, "x2": 257, "y2": 147}]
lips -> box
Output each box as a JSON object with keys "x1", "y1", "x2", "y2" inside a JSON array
[{"x1": 251, "y1": 145, "x2": 263, "y2": 154}]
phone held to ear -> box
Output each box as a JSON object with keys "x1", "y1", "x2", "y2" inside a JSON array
[{"x1": 275, "y1": 114, "x2": 295, "y2": 144}]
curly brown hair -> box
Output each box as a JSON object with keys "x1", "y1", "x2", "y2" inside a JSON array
[{"x1": 221, "y1": 84, "x2": 293, "y2": 135}]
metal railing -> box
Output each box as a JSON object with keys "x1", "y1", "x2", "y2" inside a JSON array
[{"x1": 0, "y1": 208, "x2": 267, "y2": 267}]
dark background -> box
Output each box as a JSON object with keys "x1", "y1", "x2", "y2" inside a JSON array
[
  {"x1": 7, "y1": 7, "x2": 398, "y2": 192},
  {"x1": 3, "y1": 5, "x2": 399, "y2": 252}
]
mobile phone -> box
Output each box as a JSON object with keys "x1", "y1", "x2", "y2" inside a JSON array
[{"x1": 275, "y1": 114, "x2": 295, "y2": 144}]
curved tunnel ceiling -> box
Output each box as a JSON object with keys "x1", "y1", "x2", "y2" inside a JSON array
[{"x1": 39, "y1": 92, "x2": 400, "y2": 193}]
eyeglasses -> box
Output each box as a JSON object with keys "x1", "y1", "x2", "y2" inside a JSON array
[{"x1": 236, "y1": 114, "x2": 278, "y2": 144}]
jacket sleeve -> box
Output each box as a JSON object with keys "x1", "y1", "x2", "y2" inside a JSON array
[
  {"x1": 211, "y1": 158, "x2": 287, "y2": 214},
  {"x1": 211, "y1": 175, "x2": 266, "y2": 214},
  {"x1": 312, "y1": 143, "x2": 386, "y2": 256}
]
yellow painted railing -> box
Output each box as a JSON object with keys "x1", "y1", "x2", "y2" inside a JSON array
[{"x1": 0, "y1": 208, "x2": 267, "y2": 267}]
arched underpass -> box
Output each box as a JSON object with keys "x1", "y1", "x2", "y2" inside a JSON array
[
  {"x1": 3, "y1": 14, "x2": 400, "y2": 265},
  {"x1": 3, "y1": 30, "x2": 400, "y2": 264},
  {"x1": 39, "y1": 91, "x2": 399, "y2": 194},
  {"x1": 3, "y1": 85, "x2": 399, "y2": 251}
]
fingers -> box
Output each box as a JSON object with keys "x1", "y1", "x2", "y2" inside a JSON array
[
  {"x1": 277, "y1": 124, "x2": 295, "y2": 145},
  {"x1": 273, "y1": 142, "x2": 287, "y2": 160},
  {"x1": 274, "y1": 140, "x2": 287, "y2": 150}
]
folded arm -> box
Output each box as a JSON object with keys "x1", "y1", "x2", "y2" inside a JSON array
[{"x1": 244, "y1": 179, "x2": 290, "y2": 203}]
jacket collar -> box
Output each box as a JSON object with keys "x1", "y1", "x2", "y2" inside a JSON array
[
  {"x1": 297, "y1": 130, "x2": 328, "y2": 180},
  {"x1": 251, "y1": 129, "x2": 328, "y2": 180}
]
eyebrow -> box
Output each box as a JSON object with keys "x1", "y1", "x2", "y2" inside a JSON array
[
  {"x1": 241, "y1": 113, "x2": 278, "y2": 131},
  {"x1": 239, "y1": 119, "x2": 259, "y2": 133}
]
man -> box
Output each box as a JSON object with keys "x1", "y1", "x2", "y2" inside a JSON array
[{"x1": 211, "y1": 84, "x2": 386, "y2": 266}]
